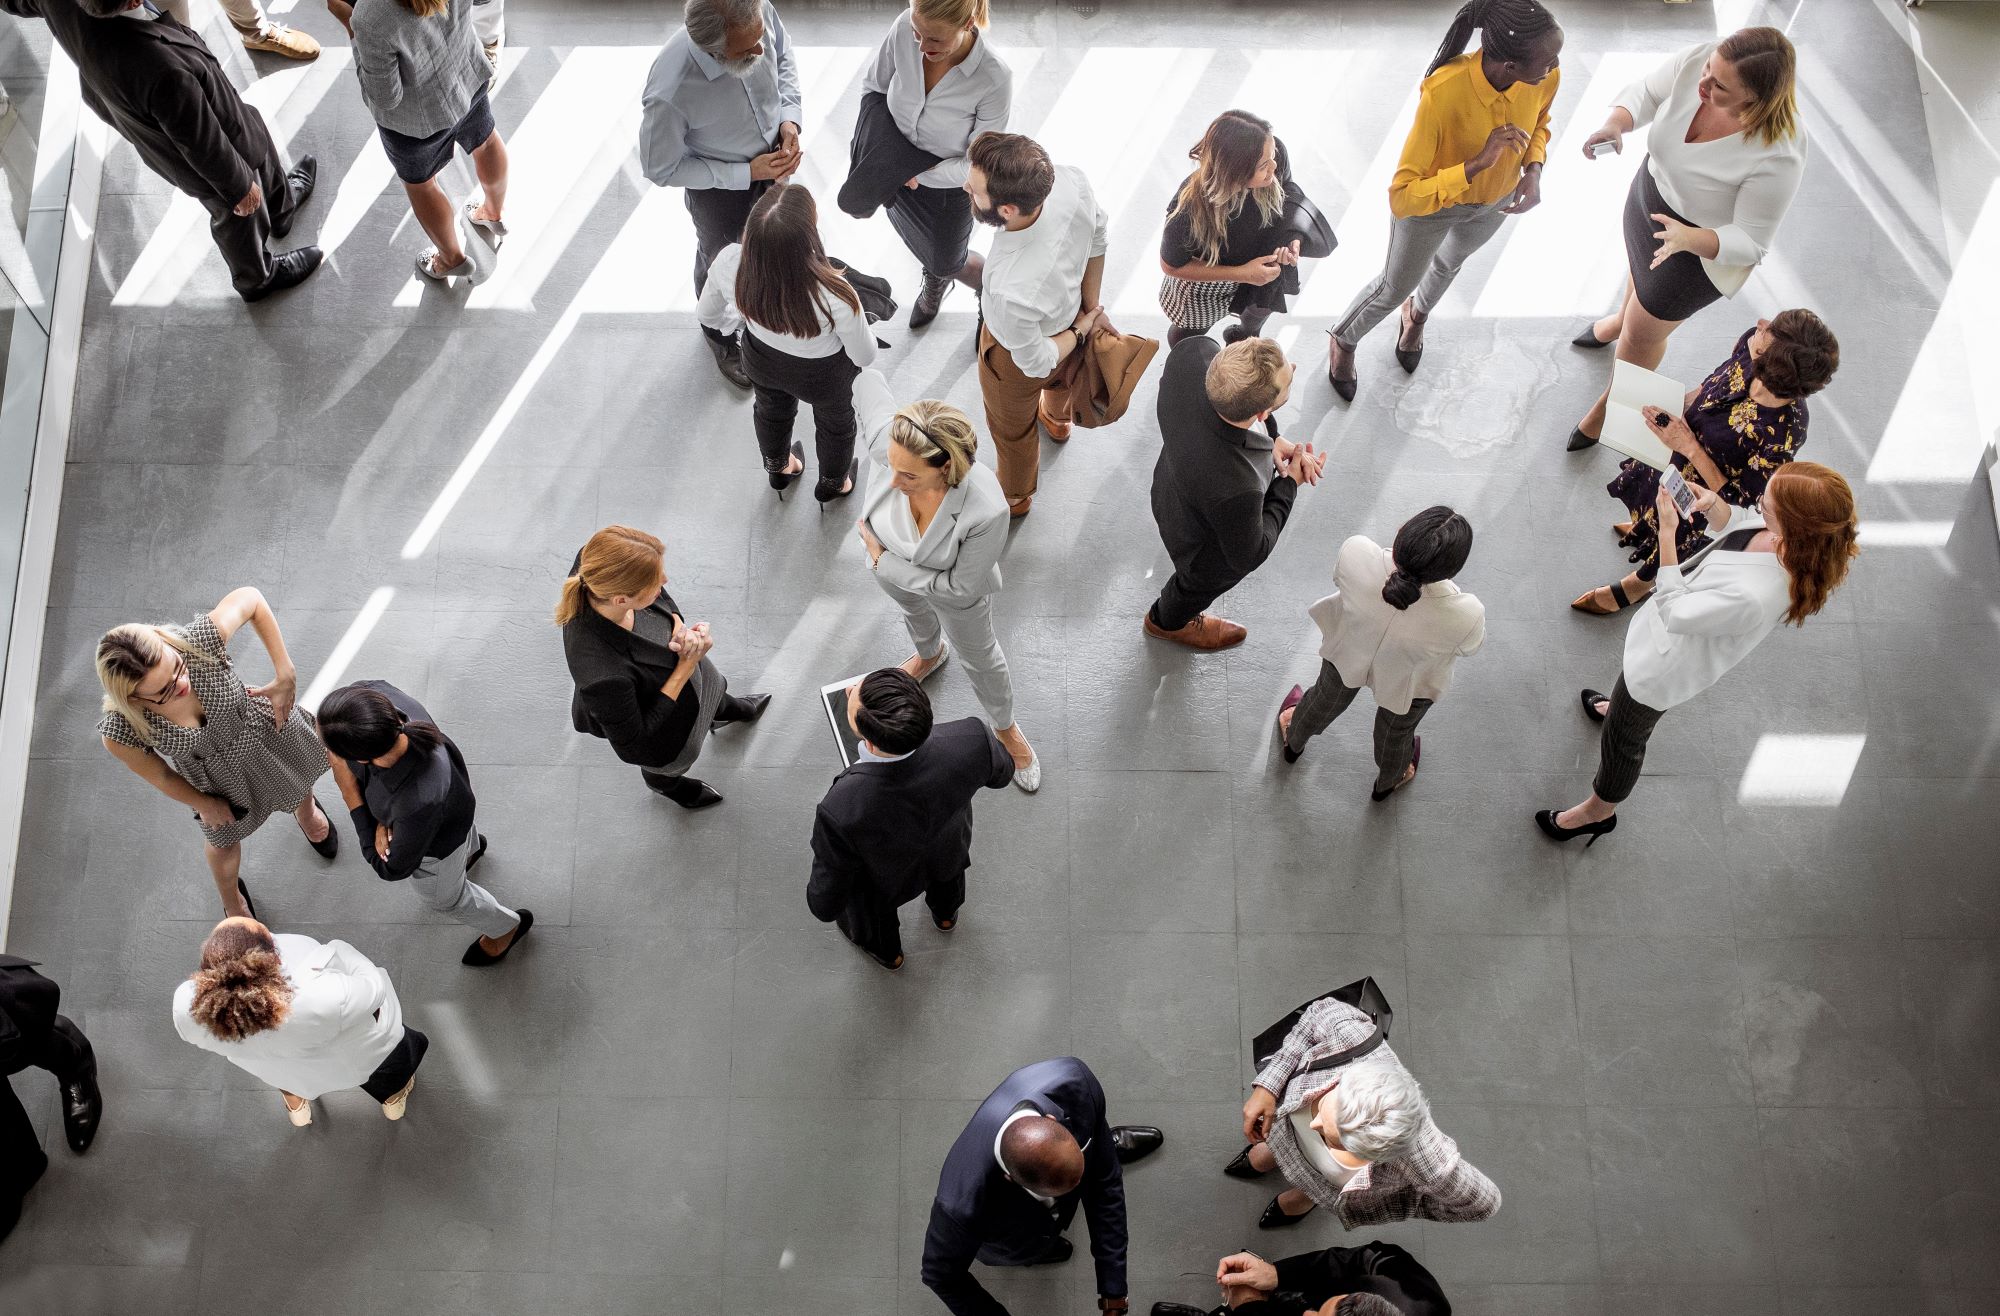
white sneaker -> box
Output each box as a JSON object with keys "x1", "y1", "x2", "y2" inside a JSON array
[{"x1": 1012, "y1": 747, "x2": 1041, "y2": 794}]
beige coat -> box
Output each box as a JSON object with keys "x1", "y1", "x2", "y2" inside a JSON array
[{"x1": 1307, "y1": 535, "x2": 1485, "y2": 714}]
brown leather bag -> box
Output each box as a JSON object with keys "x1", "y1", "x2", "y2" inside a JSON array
[{"x1": 1048, "y1": 313, "x2": 1160, "y2": 429}]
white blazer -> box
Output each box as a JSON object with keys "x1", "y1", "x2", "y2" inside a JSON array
[
  {"x1": 1621, "y1": 508, "x2": 1790, "y2": 711},
  {"x1": 855, "y1": 368, "x2": 1011, "y2": 608},
  {"x1": 1616, "y1": 43, "x2": 1807, "y2": 297},
  {"x1": 172, "y1": 933, "x2": 404, "y2": 1100},
  {"x1": 1306, "y1": 535, "x2": 1486, "y2": 715}
]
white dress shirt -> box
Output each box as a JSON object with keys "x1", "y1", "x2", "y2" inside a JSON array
[
  {"x1": 639, "y1": 1, "x2": 802, "y2": 191},
  {"x1": 1306, "y1": 535, "x2": 1486, "y2": 715},
  {"x1": 861, "y1": 9, "x2": 1012, "y2": 190},
  {"x1": 171, "y1": 934, "x2": 404, "y2": 1101},
  {"x1": 980, "y1": 164, "x2": 1109, "y2": 379},
  {"x1": 696, "y1": 244, "x2": 879, "y2": 365},
  {"x1": 1616, "y1": 42, "x2": 1807, "y2": 297},
  {"x1": 1621, "y1": 511, "x2": 1791, "y2": 711}
]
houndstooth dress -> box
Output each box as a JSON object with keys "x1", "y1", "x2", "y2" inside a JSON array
[{"x1": 97, "y1": 614, "x2": 330, "y2": 849}]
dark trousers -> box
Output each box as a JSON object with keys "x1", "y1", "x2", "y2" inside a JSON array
[
  {"x1": 834, "y1": 873, "x2": 965, "y2": 965},
  {"x1": 1149, "y1": 560, "x2": 1244, "y2": 633},
  {"x1": 1592, "y1": 675, "x2": 1667, "y2": 804},
  {"x1": 1285, "y1": 661, "x2": 1431, "y2": 795},
  {"x1": 685, "y1": 181, "x2": 772, "y2": 300},
  {"x1": 740, "y1": 331, "x2": 861, "y2": 493},
  {"x1": 358, "y1": 1026, "x2": 429, "y2": 1103},
  {"x1": 209, "y1": 144, "x2": 303, "y2": 296},
  {"x1": 886, "y1": 183, "x2": 975, "y2": 280},
  {"x1": 2, "y1": 1010, "x2": 91, "y2": 1240}
]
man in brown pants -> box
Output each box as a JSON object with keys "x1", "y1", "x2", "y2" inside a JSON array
[{"x1": 965, "y1": 132, "x2": 1106, "y2": 517}]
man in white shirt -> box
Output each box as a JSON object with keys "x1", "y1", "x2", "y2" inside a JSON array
[{"x1": 966, "y1": 131, "x2": 1107, "y2": 517}]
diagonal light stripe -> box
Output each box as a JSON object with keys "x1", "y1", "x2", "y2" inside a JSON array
[
  {"x1": 301, "y1": 585, "x2": 395, "y2": 711},
  {"x1": 1289, "y1": 83, "x2": 1424, "y2": 317}
]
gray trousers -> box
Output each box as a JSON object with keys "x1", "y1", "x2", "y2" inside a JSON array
[
  {"x1": 1333, "y1": 200, "x2": 1509, "y2": 348},
  {"x1": 405, "y1": 825, "x2": 519, "y2": 940},
  {"x1": 877, "y1": 582, "x2": 1015, "y2": 728},
  {"x1": 1285, "y1": 661, "x2": 1431, "y2": 795}
]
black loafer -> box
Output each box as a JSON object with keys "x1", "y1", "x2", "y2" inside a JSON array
[
  {"x1": 1112, "y1": 1125, "x2": 1164, "y2": 1164},
  {"x1": 462, "y1": 908, "x2": 533, "y2": 967},
  {"x1": 1565, "y1": 427, "x2": 1599, "y2": 452},
  {"x1": 1223, "y1": 1144, "x2": 1269, "y2": 1178},
  {"x1": 272, "y1": 154, "x2": 318, "y2": 238},
  {"x1": 1024, "y1": 1235, "x2": 1073, "y2": 1267},
  {"x1": 61, "y1": 1065, "x2": 102, "y2": 1155},
  {"x1": 1580, "y1": 689, "x2": 1610, "y2": 723},
  {"x1": 659, "y1": 779, "x2": 724, "y2": 810},
  {"x1": 1151, "y1": 1305, "x2": 1212, "y2": 1316},
  {"x1": 242, "y1": 245, "x2": 322, "y2": 302},
  {"x1": 466, "y1": 834, "x2": 488, "y2": 871},
  {"x1": 1258, "y1": 1194, "x2": 1316, "y2": 1228}
]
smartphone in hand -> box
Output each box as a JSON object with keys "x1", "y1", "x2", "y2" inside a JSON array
[
  {"x1": 1586, "y1": 139, "x2": 1617, "y2": 159},
  {"x1": 1661, "y1": 466, "x2": 1699, "y2": 517}
]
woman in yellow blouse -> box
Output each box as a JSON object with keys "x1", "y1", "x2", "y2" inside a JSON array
[{"x1": 1328, "y1": 0, "x2": 1562, "y2": 401}]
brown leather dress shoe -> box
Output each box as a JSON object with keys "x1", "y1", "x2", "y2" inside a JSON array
[
  {"x1": 1037, "y1": 396, "x2": 1072, "y2": 442},
  {"x1": 1143, "y1": 611, "x2": 1247, "y2": 651}
]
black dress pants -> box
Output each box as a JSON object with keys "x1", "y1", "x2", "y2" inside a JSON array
[
  {"x1": 740, "y1": 332, "x2": 860, "y2": 493},
  {"x1": 1592, "y1": 675, "x2": 1667, "y2": 804},
  {"x1": 834, "y1": 873, "x2": 965, "y2": 965},
  {"x1": 358, "y1": 1026, "x2": 429, "y2": 1103},
  {"x1": 886, "y1": 183, "x2": 975, "y2": 280},
  {"x1": 208, "y1": 143, "x2": 303, "y2": 297},
  {"x1": 685, "y1": 180, "x2": 772, "y2": 298},
  {"x1": 1150, "y1": 560, "x2": 1244, "y2": 633},
  {"x1": 2, "y1": 967, "x2": 92, "y2": 1242}
]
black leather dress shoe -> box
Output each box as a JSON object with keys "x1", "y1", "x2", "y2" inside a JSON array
[
  {"x1": 1258, "y1": 1193, "x2": 1316, "y2": 1228},
  {"x1": 61, "y1": 1063, "x2": 103, "y2": 1155},
  {"x1": 645, "y1": 774, "x2": 724, "y2": 809},
  {"x1": 1222, "y1": 1143, "x2": 1268, "y2": 1178},
  {"x1": 271, "y1": 154, "x2": 318, "y2": 238},
  {"x1": 705, "y1": 332, "x2": 752, "y2": 389},
  {"x1": 241, "y1": 245, "x2": 322, "y2": 303},
  {"x1": 717, "y1": 693, "x2": 771, "y2": 725},
  {"x1": 1151, "y1": 1304, "x2": 1214, "y2": 1316},
  {"x1": 1111, "y1": 1125, "x2": 1164, "y2": 1164},
  {"x1": 1024, "y1": 1235, "x2": 1073, "y2": 1267}
]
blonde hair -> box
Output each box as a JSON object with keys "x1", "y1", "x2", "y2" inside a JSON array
[
  {"x1": 1717, "y1": 27, "x2": 1799, "y2": 147},
  {"x1": 915, "y1": 0, "x2": 989, "y2": 27},
  {"x1": 1205, "y1": 338, "x2": 1289, "y2": 423},
  {"x1": 96, "y1": 623, "x2": 209, "y2": 747},
  {"x1": 889, "y1": 400, "x2": 978, "y2": 488},
  {"x1": 1169, "y1": 110, "x2": 1284, "y2": 267},
  {"x1": 555, "y1": 525, "x2": 667, "y2": 627}
]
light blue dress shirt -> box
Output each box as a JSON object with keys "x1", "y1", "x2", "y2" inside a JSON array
[{"x1": 639, "y1": 1, "x2": 803, "y2": 192}]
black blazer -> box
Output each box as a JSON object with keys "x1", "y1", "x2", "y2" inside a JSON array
[
  {"x1": 1149, "y1": 335, "x2": 1297, "y2": 583},
  {"x1": 838, "y1": 89, "x2": 943, "y2": 219},
  {"x1": 1272, "y1": 1240, "x2": 1451, "y2": 1316},
  {"x1": 560, "y1": 555, "x2": 701, "y2": 770},
  {"x1": 922, "y1": 1056, "x2": 1128, "y2": 1314},
  {"x1": 0, "y1": 955, "x2": 60, "y2": 1079},
  {"x1": 0, "y1": 0, "x2": 277, "y2": 209},
  {"x1": 807, "y1": 717, "x2": 1013, "y2": 918}
]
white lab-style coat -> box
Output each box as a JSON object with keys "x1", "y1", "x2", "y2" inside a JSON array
[{"x1": 1621, "y1": 508, "x2": 1791, "y2": 711}]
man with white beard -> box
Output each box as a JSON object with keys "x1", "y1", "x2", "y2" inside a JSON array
[{"x1": 640, "y1": 0, "x2": 804, "y2": 387}]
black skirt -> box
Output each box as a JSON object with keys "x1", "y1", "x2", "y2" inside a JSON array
[{"x1": 1623, "y1": 159, "x2": 1723, "y2": 323}]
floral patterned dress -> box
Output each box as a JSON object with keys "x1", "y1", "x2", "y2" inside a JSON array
[
  {"x1": 1607, "y1": 328, "x2": 1807, "y2": 581},
  {"x1": 97, "y1": 614, "x2": 329, "y2": 848}
]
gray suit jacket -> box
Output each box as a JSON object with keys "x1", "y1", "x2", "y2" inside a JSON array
[
  {"x1": 856, "y1": 369, "x2": 1010, "y2": 608},
  {"x1": 351, "y1": 0, "x2": 490, "y2": 138}
]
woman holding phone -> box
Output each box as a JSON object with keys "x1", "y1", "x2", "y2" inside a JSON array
[
  {"x1": 1158, "y1": 110, "x2": 1310, "y2": 347},
  {"x1": 1572, "y1": 309, "x2": 1836, "y2": 615}
]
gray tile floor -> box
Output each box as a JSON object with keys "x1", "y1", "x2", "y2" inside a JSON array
[{"x1": 4, "y1": 1, "x2": 1999, "y2": 1313}]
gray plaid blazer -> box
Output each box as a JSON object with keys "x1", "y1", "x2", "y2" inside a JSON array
[
  {"x1": 350, "y1": 0, "x2": 491, "y2": 138},
  {"x1": 1252, "y1": 997, "x2": 1501, "y2": 1228}
]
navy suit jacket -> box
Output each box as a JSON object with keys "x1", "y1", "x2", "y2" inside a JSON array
[{"x1": 922, "y1": 1057, "x2": 1127, "y2": 1315}]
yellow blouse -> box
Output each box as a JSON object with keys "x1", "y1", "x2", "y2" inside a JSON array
[{"x1": 1389, "y1": 51, "x2": 1559, "y2": 219}]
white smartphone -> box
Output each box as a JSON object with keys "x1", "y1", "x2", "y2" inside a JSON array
[
  {"x1": 1661, "y1": 466, "x2": 1699, "y2": 517},
  {"x1": 1586, "y1": 139, "x2": 1617, "y2": 159}
]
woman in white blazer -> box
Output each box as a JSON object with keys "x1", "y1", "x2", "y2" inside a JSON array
[
  {"x1": 1538, "y1": 462, "x2": 1858, "y2": 844},
  {"x1": 1565, "y1": 26, "x2": 1806, "y2": 452},
  {"x1": 852, "y1": 369, "x2": 1040, "y2": 792},
  {"x1": 172, "y1": 918, "x2": 427, "y2": 1127},
  {"x1": 1278, "y1": 507, "x2": 1484, "y2": 801}
]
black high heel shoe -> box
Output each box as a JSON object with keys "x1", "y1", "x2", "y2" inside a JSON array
[
  {"x1": 1571, "y1": 323, "x2": 1615, "y2": 349},
  {"x1": 1579, "y1": 689, "x2": 1609, "y2": 723},
  {"x1": 1566, "y1": 427, "x2": 1599, "y2": 452},
  {"x1": 815, "y1": 457, "x2": 860, "y2": 506},
  {"x1": 1534, "y1": 809, "x2": 1618, "y2": 847},
  {"x1": 1258, "y1": 1194, "x2": 1316, "y2": 1228},
  {"x1": 769, "y1": 441, "x2": 805, "y2": 497},
  {"x1": 302, "y1": 798, "x2": 337, "y2": 859},
  {"x1": 1223, "y1": 1145, "x2": 1269, "y2": 1179}
]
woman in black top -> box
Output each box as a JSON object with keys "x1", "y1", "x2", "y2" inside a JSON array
[
  {"x1": 1159, "y1": 110, "x2": 1309, "y2": 347},
  {"x1": 556, "y1": 525, "x2": 770, "y2": 809}
]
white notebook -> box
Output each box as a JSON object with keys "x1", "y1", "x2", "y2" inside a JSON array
[{"x1": 1600, "y1": 360, "x2": 1684, "y2": 470}]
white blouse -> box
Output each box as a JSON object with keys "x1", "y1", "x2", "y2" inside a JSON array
[
  {"x1": 695, "y1": 244, "x2": 880, "y2": 365},
  {"x1": 1616, "y1": 42, "x2": 1807, "y2": 296},
  {"x1": 862, "y1": 9, "x2": 1012, "y2": 190}
]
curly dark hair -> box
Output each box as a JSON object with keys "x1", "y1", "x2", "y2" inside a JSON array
[
  {"x1": 1754, "y1": 309, "x2": 1839, "y2": 401},
  {"x1": 188, "y1": 920, "x2": 293, "y2": 1042}
]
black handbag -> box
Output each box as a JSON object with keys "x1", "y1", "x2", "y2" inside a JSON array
[
  {"x1": 1252, "y1": 976, "x2": 1392, "y2": 1076},
  {"x1": 1278, "y1": 183, "x2": 1338, "y2": 261}
]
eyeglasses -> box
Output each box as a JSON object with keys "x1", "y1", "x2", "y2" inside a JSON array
[{"x1": 137, "y1": 653, "x2": 185, "y2": 706}]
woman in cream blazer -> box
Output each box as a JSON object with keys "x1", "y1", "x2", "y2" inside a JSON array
[
  {"x1": 172, "y1": 918, "x2": 426, "y2": 1127},
  {"x1": 1537, "y1": 461, "x2": 1858, "y2": 845},
  {"x1": 852, "y1": 369, "x2": 1040, "y2": 792},
  {"x1": 1278, "y1": 508, "x2": 1484, "y2": 801}
]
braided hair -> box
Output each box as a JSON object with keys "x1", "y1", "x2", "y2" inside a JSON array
[{"x1": 1426, "y1": 0, "x2": 1561, "y2": 78}]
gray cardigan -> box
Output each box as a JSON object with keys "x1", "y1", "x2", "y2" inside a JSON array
[{"x1": 350, "y1": 0, "x2": 490, "y2": 138}]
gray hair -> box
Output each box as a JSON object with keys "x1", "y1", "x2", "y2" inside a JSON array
[
  {"x1": 1331, "y1": 1061, "x2": 1428, "y2": 1162},
  {"x1": 684, "y1": 0, "x2": 764, "y2": 55}
]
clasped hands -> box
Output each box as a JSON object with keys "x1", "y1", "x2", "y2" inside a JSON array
[
  {"x1": 1273, "y1": 435, "x2": 1326, "y2": 487},
  {"x1": 667, "y1": 616, "x2": 714, "y2": 667},
  {"x1": 1236, "y1": 240, "x2": 1302, "y2": 287},
  {"x1": 751, "y1": 122, "x2": 804, "y2": 183},
  {"x1": 1212, "y1": 1252, "x2": 1349, "y2": 1315}
]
